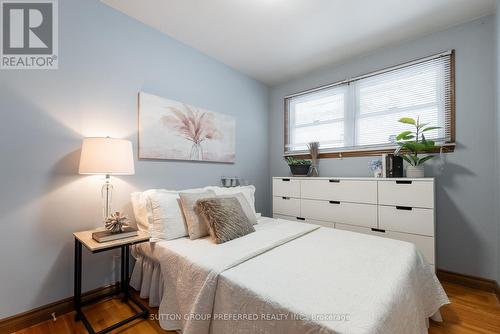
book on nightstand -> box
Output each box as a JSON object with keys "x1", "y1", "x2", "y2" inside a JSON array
[{"x1": 92, "y1": 227, "x2": 138, "y2": 243}]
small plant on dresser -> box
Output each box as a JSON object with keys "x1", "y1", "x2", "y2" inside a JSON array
[
  {"x1": 394, "y1": 117, "x2": 441, "y2": 178},
  {"x1": 285, "y1": 157, "x2": 311, "y2": 176}
]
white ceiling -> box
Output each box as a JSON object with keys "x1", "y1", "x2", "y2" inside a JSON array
[{"x1": 102, "y1": 0, "x2": 496, "y2": 86}]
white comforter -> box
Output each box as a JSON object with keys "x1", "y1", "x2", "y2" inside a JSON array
[
  {"x1": 212, "y1": 226, "x2": 449, "y2": 334},
  {"x1": 156, "y1": 217, "x2": 319, "y2": 333},
  {"x1": 153, "y1": 218, "x2": 449, "y2": 334}
]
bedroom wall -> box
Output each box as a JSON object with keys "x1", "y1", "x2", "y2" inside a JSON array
[
  {"x1": 0, "y1": 0, "x2": 269, "y2": 319},
  {"x1": 495, "y1": 2, "x2": 500, "y2": 285},
  {"x1": 269, "y1": 16, "x2": 499, "y2": 281}
]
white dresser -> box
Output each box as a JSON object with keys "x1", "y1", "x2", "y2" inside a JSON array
[{"x1": 272, "y1": 177, "x2": 436, "y2": 269}]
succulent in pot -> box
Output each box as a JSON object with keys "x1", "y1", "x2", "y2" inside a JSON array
[
  {"x1": 394, "y1": 117, "x2": 441, "y2": 178},
  {"x1": 285, "y1": 157, "x2": 312, "y2": 176}
]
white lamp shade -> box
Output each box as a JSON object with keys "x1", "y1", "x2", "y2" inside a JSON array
[{"x1": 79, "y1": 137, "x2": 135, "y2": 175}]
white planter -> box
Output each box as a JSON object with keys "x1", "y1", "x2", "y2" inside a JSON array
[{"x1": 406, "y1": 165, "x2": 425, "y2": 178}]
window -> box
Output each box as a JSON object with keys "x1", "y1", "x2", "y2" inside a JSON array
[{"x1": 284, "y1": 51, "x2": 455, "y2": 157}]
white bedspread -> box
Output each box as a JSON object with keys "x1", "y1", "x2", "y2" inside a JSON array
[
  {"x1": 211, "y1": 227, "x2": 449, "y2": 334},
  {"x1": 155, "y1": 217, "x2": 319, "y2": 333},
  {"x1": 141, "y1": 218, "x2": 449, "y2": 334}
]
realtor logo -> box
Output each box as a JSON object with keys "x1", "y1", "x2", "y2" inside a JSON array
[{"x1": 1, "y1": 0, "x2": 58, "y2": 69}]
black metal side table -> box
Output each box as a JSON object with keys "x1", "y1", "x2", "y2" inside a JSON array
[{"x1": 73, "y1": 229, "x2": 150, "y2": 334}]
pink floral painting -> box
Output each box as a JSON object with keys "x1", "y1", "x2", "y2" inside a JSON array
[{"x1": 138, "y1": 92, "x2": 235, "y2": 162}]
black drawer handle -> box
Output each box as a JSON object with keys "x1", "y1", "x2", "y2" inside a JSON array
[
  {"x1": 296, "y1": 217, "x2": 305, "y2": 221},
  {"x1": 396, "y1": 180, "x2": 412, "y2": 185},
  {"x1": 371, "y1": 228, "x2": 386, "y2": 233},
  {"x1": 396, "y1": 206, "x2": 413, "y2": 211},
  {"x1": 282, "y1": 197, "x2": 290, "y2": 200},
  {"x1": 329, "y1": 201, "x2": 341, "y2": 204},
  {"x1": 282, "y1": 178, "x2": 290, "y2": 182},
  {"x1": 329, "y1": 179, "x2": 340, "y2": 183}
]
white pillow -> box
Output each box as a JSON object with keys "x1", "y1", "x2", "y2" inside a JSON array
[
  {"x1": 146, "y1": 190, "x2": 187, "y2": 241},
  {"x1": 204, "y1": 185, "x2": 260, "y2": 218},
  {"x1": 131, "y1": 192, "x2": 151, "y2": 232},
  {"x1": 130, "y1": 188, "x2": 206, "y2": 241}
]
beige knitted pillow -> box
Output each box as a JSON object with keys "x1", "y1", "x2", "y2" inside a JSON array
[
  {"x1": 179, "y1": 190, "x2": 216, "y2": 240},
  {"x1": 196, "y1": 197, "x2": 255, "y2": 244}
]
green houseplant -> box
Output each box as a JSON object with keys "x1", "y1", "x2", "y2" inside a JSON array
[
  {"x1": 394, "y1": 117, "x2": 441, "y2": 178},
  {"x1": 285, "y1": 157, "x2": 312, "y2": 176}
]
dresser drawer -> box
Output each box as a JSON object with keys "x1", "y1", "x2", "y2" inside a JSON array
[
  {"x1": 273, "y1": 214, "x2": 334, "y2": 228},
  {"x1": 301, "y1": 199, "x2": 377, "y2": 228},
  {"x1": 383, "y1": 231, "x2": 435, "y2": 265},
  {"x1": 379, "y1": 205, "x2": 434, "y2": 236},
  {"x1": 378, "y1": 180, "x2": 434, "y2": 208},
  {"x1": 273, "y1": 196, "x2": 300, "y2": 217},
  {"x1": 273, "y1": 178, "x2": 300, "y2": 198},
  {"x1": 300, "y1": 179, "x2": 377, "y2": 204}
]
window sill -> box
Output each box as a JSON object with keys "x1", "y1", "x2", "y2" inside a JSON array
[{"x1": 285, "y1": 143, "x2": 455, "y2": 159}]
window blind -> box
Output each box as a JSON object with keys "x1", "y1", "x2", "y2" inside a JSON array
[{"x1": 284, "y1": 51, "x2": 454, "y2": 156}]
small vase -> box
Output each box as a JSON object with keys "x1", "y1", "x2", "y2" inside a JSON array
[
  {"x1": 310, "y1": 165, "x2": 319, "y2": 177},
  {"x1": 406, "y1": 165, "x2": 425, "y2": 178}
]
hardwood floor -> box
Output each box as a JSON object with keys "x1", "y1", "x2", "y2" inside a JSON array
[
  {"x1": 14, "y1": 281, "x2": 500, "y2": 334},
  {"x1": 429, "y1": 282, "x2": 500, "y2": 334}
]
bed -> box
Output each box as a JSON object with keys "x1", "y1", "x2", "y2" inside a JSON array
[{"x1": 131, "y1": 216, "x2": 449, "y2": 334}]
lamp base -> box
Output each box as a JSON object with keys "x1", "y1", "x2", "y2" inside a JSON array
[{"x1": 101, "y1": 175, "x2": 113, "y2": 221}]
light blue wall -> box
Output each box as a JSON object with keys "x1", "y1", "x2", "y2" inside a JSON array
[
  {"x1": 1, "y1": 0, "x2": 499, "y2": 321},
  {"x1": 269, "y1": 16, "x2": 499, "y2": 281},
  {"x1": 495, "y1": 1, "x2": 500, "y2": 285},
  {"x1": 0, "y1": 0, "x2": 269, "y2": 318}
]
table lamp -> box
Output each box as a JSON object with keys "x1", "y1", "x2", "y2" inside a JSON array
[{"x1": 79, "y1": 137, "x2": 135, "y2": 221}]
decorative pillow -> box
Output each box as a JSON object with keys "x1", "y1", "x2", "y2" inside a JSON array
[
  {"x1": 146, "y1": 190, "x2": 188, "y2": 241},
  {"x1": 130, "y1": 187, "x2": 206, "y2": 240},
  {"x1": 131, "y1": 192, "x2": 150, "y2": 232},
  {"x1": 204, "y1": 185, "x2": 259, "y2": 218},
  {"x1": 216, "y1": 193, "x2": 258, "y2": 225},
  {"x1": 179, "y1": 190, "x2": 216, "y2": 240},
  {"x1": 196, "y1": 197, "x2": 255, "y2": 244}
]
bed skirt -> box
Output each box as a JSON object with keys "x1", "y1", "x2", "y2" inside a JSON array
[{"x1": 130, "y1": 248, "x2": 164, "y2": 307}]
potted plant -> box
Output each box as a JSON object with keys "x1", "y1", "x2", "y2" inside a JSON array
[
  {"x1": 394, "y1": 117, "x2": 440, "y2": 178},
  {"x1": 285, "y1": 157, "x2": 312, "y2": 176}
]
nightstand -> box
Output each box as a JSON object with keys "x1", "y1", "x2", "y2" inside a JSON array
[{"x1": 73, "y1": 229, "x2": 150, "y2": 334}]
